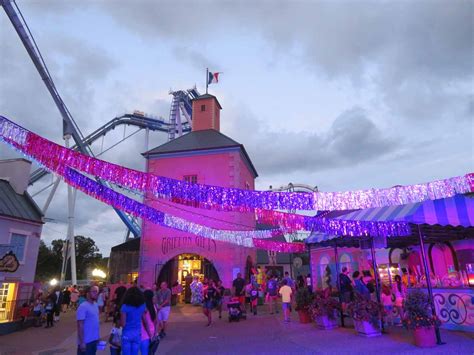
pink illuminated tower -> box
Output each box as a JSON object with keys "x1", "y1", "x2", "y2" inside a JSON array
[{"x1": 140, "y1": 94, "x2": 258, "y2": 291}]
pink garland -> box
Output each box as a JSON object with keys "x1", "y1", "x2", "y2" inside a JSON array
[{"x1": 1, "y1": 116, "x2": 472, "y2": 213}]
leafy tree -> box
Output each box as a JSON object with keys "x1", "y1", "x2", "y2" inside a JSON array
[
  {"x1": 35, "y1": 235, "x2": 105, "y2": 281},
  {"x1": 35, "y1": 240, "x2": 62, "y2": 281},
  {"x1": 74, "y1": 235, "x2": 103, "y2": 279}
]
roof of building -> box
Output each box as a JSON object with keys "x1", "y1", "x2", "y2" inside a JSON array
[
  {"x1": 191, "y1": 93, "x2": 222, "y2": 109},
  {"x1": 142, "y1": 129, "x2": 258, "y2": 177},
  {"x1": 111, "y1": 237, "x2": 141, "y2": 253},
  {"x1": 0, "y1": 179, "x2": 43, "y2": 224}
]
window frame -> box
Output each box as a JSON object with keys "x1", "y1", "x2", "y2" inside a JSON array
[{"x1": 7, "y1": 229, "x2": 30, "y2": 265}]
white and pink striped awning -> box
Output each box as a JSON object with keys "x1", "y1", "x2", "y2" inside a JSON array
[{"x1": 333, "y1": 194, "x2": 474, "y2": 227}]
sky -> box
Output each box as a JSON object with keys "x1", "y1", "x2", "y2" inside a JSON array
[{"x1": 0, "y1": 0, "x2": 473, "y2": 256}]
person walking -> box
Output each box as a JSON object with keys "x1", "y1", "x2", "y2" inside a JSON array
[
  {"x1": 215, "y1": 280, "x2": 225, "y2": 319},
  {"x1": 44, "y1": 294, "x2": 55, "y2": 328},
  {"x1": 250, "y1": 283, "x2": 259, "y2": 315},
  {"x1": 77, "y1": 285, "x2": 100, "y2": 355},
  {"x1": 279, "y1": 279, "x2": 293, "y2": 323},
  {"x1": 70, "y1": 285, "x2": 80, "y2": 310},
  {"x1": 62, "y1": 287, "x2": 71, "y2": 312},
  {"x1": 232, "y1": 273, "x2": 246, "y2": 307},
  {"x1": 266, "y1": 275, "x2": 279, "y2": 314},
  {"x1": 156, "y1": 282, "x2": 171, "y2": 338},
  {"x1": 203, "y1": 279, "x2": 217, "y2": 326},
  {"x1": 120, "y1": 287, "x2": 149, "y2": 355},
  {"x1": 190, "y1": 276, "x2": 203, "y2": 306},
  {"x1": 109, "y1": 317, "x2": 122, "y2": 355},
  {"x1": 392, "y1": 275, "x2": 407, "y2": 325},
  {"x1": 339, "y1": 267, "x2": 353, "y2": 314},
  {"x1": 353, "y1": 271, "x2": 370, "y2": 300},
  {"x1": 141, "y1": 290, "x2": 159, "y2": 355}
]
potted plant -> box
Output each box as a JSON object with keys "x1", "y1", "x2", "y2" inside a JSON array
[
  {"x1": 403, "y1": 289, "x2": 440, "y2": 348},
  {"x1": 309, "y1": 289, "x2": 340, "y2": 329},
  {"x1": 295, "y1": 287, "x2": 313, "y2": 323},
  {"x1": 347, "y1": 292, "x2": 384, "y2": 337}
]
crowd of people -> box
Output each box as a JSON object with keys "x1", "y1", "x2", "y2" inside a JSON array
[
  {"x1": 339, "y1": 266, "x2": 409, "y2": 325},
  {"x1": 187, "y1": 268, "x2": 311, "y2": 326},
  {"x1": 76, "y1": 281, "x2": 172, "y2": 355}
]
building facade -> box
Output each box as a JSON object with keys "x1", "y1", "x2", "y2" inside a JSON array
[
  {"x1": 139, "y1": 95, "x2": 258, "y2": 290},
  {"x1": 0, "y1": 159, "x2": 43, "y2": 324}
]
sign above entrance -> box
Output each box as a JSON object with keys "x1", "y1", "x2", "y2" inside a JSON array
[
  {"x1": 161, "y1": 236, "x2": 217, "y2": 256},
  {"x1": 0, "y1": 251, "x2": 20, "y2": 273}
]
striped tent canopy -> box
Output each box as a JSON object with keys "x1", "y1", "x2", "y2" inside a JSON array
[
  {"x1": 305, "y1": 232, "x2": 338, "y2": 244},
  {"x1": 333, "y1": 194, "x2": 474, "y2": 227}
]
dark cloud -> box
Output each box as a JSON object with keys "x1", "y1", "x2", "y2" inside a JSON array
[
  {"x1": 172, "y1": 46, "x2": 219, "y2": 72},
  {"x1": 99, "y1": 1, "x2": 473, "y2": 122},
  {"x1": 225, "y1": 105, "x2": 398, "y2": 175}
]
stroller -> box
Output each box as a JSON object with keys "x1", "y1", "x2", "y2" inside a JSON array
[{"x1": 227, "y1": 298, "x2": 243, "y2": 322}]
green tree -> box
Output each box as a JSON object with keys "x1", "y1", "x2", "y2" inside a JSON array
[
  {"x1": 35, "y1": 236, "x2": 105, "y2": 281},
  {"x1": 35, "y1": 240, "x2": 62, "y2": 281},
  {"x1": 74, "y1": 235, "x2": 103, "y2": 279}
]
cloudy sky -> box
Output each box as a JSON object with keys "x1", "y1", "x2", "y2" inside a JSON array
[{"x1": 1, "y1": 0, "x2": 472, "y2": 255}]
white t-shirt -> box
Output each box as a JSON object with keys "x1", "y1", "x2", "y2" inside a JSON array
[{"x1": 77, "y1": 301, "x2": 100, "y2": 344}]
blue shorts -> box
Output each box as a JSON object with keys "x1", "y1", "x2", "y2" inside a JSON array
[
  {"x1": 282, "y1": 302, "x2": 291, "y2": 310},
  {"x1": 204, "y1": 300, "x2": 215, "y2": 309}
]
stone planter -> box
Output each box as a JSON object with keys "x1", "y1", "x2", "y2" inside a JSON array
[
  {"x1": 297, "y1": 310, "x2": 312, "y2": 323},
  {"x1": 354, "y1": 320, "x2": 381, "y2": 337},
  {"x1": 315, "y1": 315, "x2": 338, "y2": 330},
  {"x1": 413, "y1": 327, "x2": 436, "y2": 348}
]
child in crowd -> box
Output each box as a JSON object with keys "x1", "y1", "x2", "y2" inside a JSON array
[
  {"x1": 44, "y1": 297, "x2": 55, "y2": 328},
  {"x1": 19, "y1": 302, "x2": 30, "y2": 325},
  {"x1": 33, "y1": 298, "x2": 43, "y2": 327},
  {"x1": 109, "y1": 317, "x2": 122, "y2": 355},
  {"x1": 250, "y1": 284, "x2": 259, "y2": 315},
  {"x1": 381, "y1": 285, "x2": 394, "y2": 326}
]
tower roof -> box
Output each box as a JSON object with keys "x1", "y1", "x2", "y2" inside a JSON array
[
  {"x1": 191, "y1": 93, "x2": 222, "y2": 109},
  {"x1": 142, "y1": 130, "x2": 258, "y2": 177}
]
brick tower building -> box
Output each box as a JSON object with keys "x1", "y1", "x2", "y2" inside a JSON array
[{"x1": 139, "y1": 94, "x2": 258, "y2": 292}]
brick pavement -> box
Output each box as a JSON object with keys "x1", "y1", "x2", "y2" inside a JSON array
[{"x1": 0, "y1": 304, "x2": 473, "y2": 354}]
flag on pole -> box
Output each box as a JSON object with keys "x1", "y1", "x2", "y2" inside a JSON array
[{"x1": 208, "y1": 72, "x2": 220, "y2": 85}]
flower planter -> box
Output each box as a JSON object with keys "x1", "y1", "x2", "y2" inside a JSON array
[
  {"x1": 354, "y1": 320, "x2": 381, "y2": 337},
  {"x1": 413, "y1": 327, "x2": 436, "y2": 348},
  {"x1": 315, "y1": 315, "x2": 338, "y2": 330},
  {"x1": 297, "y1": 310, "x2": 312, "y2": 323}
]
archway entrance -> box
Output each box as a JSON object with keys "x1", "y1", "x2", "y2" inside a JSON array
[{"x1": 157, "y1": 253, "x2": 219, "y2": 304}]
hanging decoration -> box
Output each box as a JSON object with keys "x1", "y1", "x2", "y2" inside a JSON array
[
  {"x1": 1, "y1": 116, "x2": 472, "y2": 213},
  {"x1": 61, "y1": 167, "x2": 276, "y2": 246},
  {"x1": 255, "y1": 209, "x2": 411, "y2": 237},
  {"x1": 252, "y1": 239, "x2": 306, "y2": 253}
]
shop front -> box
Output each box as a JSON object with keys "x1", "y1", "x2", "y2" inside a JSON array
[{"x1": 156, "y1": 253, "x2": 219, "y2": 304}]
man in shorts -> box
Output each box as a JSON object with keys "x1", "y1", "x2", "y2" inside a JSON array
[
  {"x1": 156, "y1": 281, "x2": 171, "y2": 338},
  {"x1": 266, "y1": 275, "x2": 279, "y2": 314},
  {"x1": 279, "y1": 279, "x2": 292, "y2": 322},
  {"x1": 232, "y1": 273, "x2": 246, "y2": 307}
]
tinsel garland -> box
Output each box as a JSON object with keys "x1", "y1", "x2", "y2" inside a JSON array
[
  {"x1": 61, "y1": 167, "x2": 271, "y2": 246},
  {"x1": 252, "y1": 238, "x2": 306, "y2": 253},
  {"x1": 255, "y1": 209, "x2": 411, "y2": 237},
  {"x1": 1, "y1": 116, "x2": 472, "y2": 212}
]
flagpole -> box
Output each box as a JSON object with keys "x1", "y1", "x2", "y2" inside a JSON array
[{"x1": 206, "y1": 68, "x2": 209, "y2": 94}]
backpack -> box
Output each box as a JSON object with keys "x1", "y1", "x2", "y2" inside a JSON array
[{"x1": 267, "y1": 280, "x2": 278, "y2": 296}]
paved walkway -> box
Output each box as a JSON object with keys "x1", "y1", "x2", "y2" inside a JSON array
[{"x1": 0, "y1": 305, "x2": 473, "y2": 354}]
